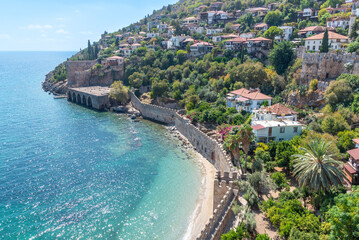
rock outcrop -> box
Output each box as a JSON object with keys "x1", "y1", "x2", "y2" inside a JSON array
[{"x1": 287, "y1": 90, "x2": 325, "y2": 108}]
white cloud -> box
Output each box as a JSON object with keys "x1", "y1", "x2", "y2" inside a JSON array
[
  {"x1": 56, "y1": 29, "x2": 69, "y2": 34},
  {"x1": 0, "y1": 34, "x2": 11, "y2": 40},
  {"x1": 26, "y1": 24, "x2": 53, "y2": 30}
]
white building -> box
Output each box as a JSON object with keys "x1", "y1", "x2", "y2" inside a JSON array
[
  {"x1": 277, "y1": 26, "x2": 294, "y2": 41},
  {"x1": 327, "y1": 17, "x2": 350, "y2": 29},
  {"x1": 303, "y1": 8, "x2": 314, "y2": 17},
  {"x1": 252, "y1": 120, "x2": 302, "y2": 143},
  {"x1": 305, "y1": 31, "x2": 349, "y2": 52},
  {"x1": 146, "y1": 32, "x2": 160, "y2": 38},
  {"x1": 206, "y1": 28, "x2": 223, "y2": 36},
  {"x1": 226, "y1": 88, "x2": 272, "y2": 112}
]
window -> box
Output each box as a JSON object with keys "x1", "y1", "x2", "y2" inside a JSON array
[
  {"x1": 279, "y1": 138, "x2": 284, "y2": 141},
  {"x1": 280, "y1": 127, "x2": 285, "y2": 133},
  {"x1": 293, "y1": 127, "x2": 298, "y2": 133}
]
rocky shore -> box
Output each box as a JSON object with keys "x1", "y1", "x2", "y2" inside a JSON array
[{"x1": 42, "y1": 69, "x2": 68, "y2": 95}]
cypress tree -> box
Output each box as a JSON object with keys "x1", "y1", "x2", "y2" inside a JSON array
[
  {"x1": 320, "y1": 29, "x2": 329, "y2": 53},
  {"x1": 94, "y1": 44, "x2": 99, "y2": 59}
]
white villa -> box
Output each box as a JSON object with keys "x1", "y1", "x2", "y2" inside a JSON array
[
  {"x1": 251, "y1": 103, "x2": 302, "y2": 143},
  {"x1": 305, "y1": 31, "x2": 349, "y2": 52},
  {"x1": 226, "y1": 88, "x2": 272, "y2": 112}
]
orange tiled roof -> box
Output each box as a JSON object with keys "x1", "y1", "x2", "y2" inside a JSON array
[
  {"x1": 305, "y1": 31, "x2": 348, "y2": 40},
  {"x1": 264, "y1": 103, "x2": 297, "y2": 116},
  {"x1": 230, "y1": 88, "x2": 272, "y2": 100}
]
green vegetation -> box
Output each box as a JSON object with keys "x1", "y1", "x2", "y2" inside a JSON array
[
  {"x1": 109, "y1": 81, "x2": 129, "y2": 105},
  {"x1": 50, "y1": 63, "x2": 67, "y2": 82}
]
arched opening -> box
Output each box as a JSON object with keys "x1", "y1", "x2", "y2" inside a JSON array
[
  {"x1": 82, "y1": 95, "x2": 87, "y2": 106},
  {"x1": 77, "y1": 94, "x2": 81, "y2": 104},
  {"x1": 67, "y1": 92, "x2": 72, "y2": 101},
  {"x1": 72, "y1": 92, "x2": 76, "y2": 103},
  {"x1": 87, "y1": 97, "x2": 92, "y2": 108}
]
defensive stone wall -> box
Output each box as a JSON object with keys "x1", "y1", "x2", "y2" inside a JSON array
[
  {"x1": 300, "y1": 52, "x2": 359, "y2": 84},
  {"x1": 66, "y1": 61, "x2": 97, "y2": 87},
  {"x1": 67, "y1": 61, "x2": 125, "y2": 88},
  {"x1": 196, "y1": 172, "x2": 238, "y2": 240},
  {"x1": 129, "y1": 91, "x2": 233, "y2": 173}
]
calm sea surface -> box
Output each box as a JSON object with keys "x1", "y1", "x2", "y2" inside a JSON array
[{"x1": 0, "y1": 52, "x2": 201, "y2": 239}]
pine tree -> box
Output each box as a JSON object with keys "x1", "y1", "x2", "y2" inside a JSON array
[
  {"x1": 87, "y1": 40, "x2": 93, "y2": 60},
  {"x1": 115, "y1": 38, "x2": 119, "y2": 47},
  {"x1": 320, "y1": 29, "x2": 329, "y2": 53}
]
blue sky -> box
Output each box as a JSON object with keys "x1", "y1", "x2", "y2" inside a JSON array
[{"x1": 0, "y1": 0, "x2": 177, "y2": 51}]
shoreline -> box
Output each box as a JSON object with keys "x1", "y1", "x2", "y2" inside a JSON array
[{"x1": 166, "y1": 128, "x2": 215, "y2": 240}]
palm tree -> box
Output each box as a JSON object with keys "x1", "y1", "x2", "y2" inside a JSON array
[
  {"x1": 293, "y1": 138, "x2": 345, "y2": 193},
  {"x1": 224, "y1": 131, "x2": 244, "y2": 173},
  {"x1": 238, "y1": 124, "x2": 255, "y2": 174}
]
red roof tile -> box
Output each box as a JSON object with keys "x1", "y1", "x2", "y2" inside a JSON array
[
  {"x1": 252, "y1": 124, "x2": 266, "y2": 130},
  {"x1": 348, "y1": 148, "x2": 359, "y2": 160},
  {"x1": 344, "y1": 163, "x2": 357, "y2": 174},
  {"x1": 264, "y1": 103, "x2": 297, "y2": 116},
  {"x1": 305, "y1": 31, "x2": 348, "y2": 40},
  {"x1": 353, "y1": 139, "x2": 359, "y2": 145},
  {"x1": 230, "y1": 88, "x2": 272, "y2": 100}
]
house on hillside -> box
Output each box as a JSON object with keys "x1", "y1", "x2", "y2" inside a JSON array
[
  {"x1": 190, "y1": 42, "x2": 213, "y2": 57},
  {"x1": 102, "y1": 56, "x2": 124, "y2": 66},
  {"x1": 251, "y1": 119, "x2": 302, "y2": 143},
  {"x1": 195, "y1": 5, "x2": 207, "y2": 13},
  {"x1": 275, "y1": 26, "x2": 295, "y2": 41},
  {"x1": 246, "y1": 37, "x2": 271, "y2": 55},
  {"x1": 226, "y1": 88, "x2": 272, "y2": 112},
  {"x1": 212, "y1": 34, "x2": 238, "y2": 43},
  {"x1": 345, "y1": 148, "x2": 359, "y2": 185},
  {"x1": 251, "y1": 103, "x2": 302, "y2": 142},
  {"x1": 254, "y1": 23, "x2": 269, "y2": 31},
  {"x1": 326, "y1": 5, "x2": 351, "y2": 14},
  {"x1": 327, "y1": 16, "x2": 350, "y2": 29},
  {"x1": 224, "y1": 37, "x2": 247, "y2": 50},
  {"x1": 253, "y1": 103, "x2": 298, "y2": 121},
  {"x1": 210, "y1": 2, "x2": 224, "y2": 11},
  {"x1": 206, "y1": 28, "x2": 224, "y2": 36},
  {"x1": 245, "y1": 7, "x2": 269, "y2": 18},
  {"x1": 231, "y1": 24, "x2": 241, "y2": 32},
  {"x1": 182, "y1": 17, "x2": 198, "y2": 25},
  {"x1": 304, "y1": 31, "x2": 349, "y2": 51},
  {"x1": 298, "y1": 26, "x2": 334, "y2": 37}
]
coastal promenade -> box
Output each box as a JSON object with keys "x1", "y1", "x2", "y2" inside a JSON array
[{"x1": 129, "y1": 91, "x2": 240, "y2": 240}]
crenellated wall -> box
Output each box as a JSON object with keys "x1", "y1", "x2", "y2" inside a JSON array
[
  {"x1": 197, "y1": 172, "x2": 238, "y2": 240},
  {"x1": 129, "y1": 91, "x2": 233, "y2": 173},
  {"x1": 300, "y1": 52, "x2": 359, "y2": 84}
]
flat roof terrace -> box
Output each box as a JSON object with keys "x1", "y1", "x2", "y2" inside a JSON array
[
  {"x1": 68, "y1": 86, "x2": 111, "y2": 96},
  {"x1": 67, "y1": 86, "x2": 111, "y2": 110}
]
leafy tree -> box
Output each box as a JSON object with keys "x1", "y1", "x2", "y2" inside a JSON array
[
  {"x1": 325, "y1": 79, "x2": 354, "y2": 108},
  {"x1": 321, "y1": 113, "x2": 350, "y2": 135},
  {"x1": 224, "y1": 128, "x2": 244, "y2": 173},
  {"x1": 263, "y1": 26, "x2": 283, "y2": 43},
  {"x1": 293, "y1": 138, "x2": 345, "y2": 193},
  {"x1": 151, "y1": 79, "x2": 169, "y2": 99},
  {"x1": 320, "y1": 29, "x2": 329, "y2": 53},
  {"x1": 248, "y1": 171, "x2": 274, "y2": 195},
  {"x1": 221, "y1": 224, "x2": 250, "y2": 240},
  {"x1": 347, "y1": 41, "x2": 359, "y2": 54},
  {"x1": 264, "y1": 10, "x2": 282, "y2": 27},
  {"x1": 326, "y1": 187, "x2": 359, "y2": 240},
  {"x1": 176, "y1": 50, "x2": 188, "y2": 64},
  {"x1": 256, "y1": 233, "x2": 270, "y2": 240},
  {"x1": 269, "y1": 41, "x2": 295, "y2": 75},
  {"x1": 109, "y1": 81, "x2": 129, "y2": 105},
  {"x1": 337, "y1": 130, "x2": 359, "y2": 152}
]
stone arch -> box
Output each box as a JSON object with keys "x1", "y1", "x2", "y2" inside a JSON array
[
  {"x1": 67, "y1": 91, "x2": 72, "y2": 101},
  {"x1": 77, "y1": 94, "x2": 81, "y2": 104},
  {"x1": 87, "y1": 96, "x2": 92, "y2": 108},
  {"x1": 72, "y1": 92, "x2": 76, "y2": 103},
  {"x1": 82, "y1": 95, "x2": 87, "y2": 106}
]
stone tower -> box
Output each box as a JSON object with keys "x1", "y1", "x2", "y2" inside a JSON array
[{"x1": 349, "y1": 3, "x2": 357, "y2": 37}]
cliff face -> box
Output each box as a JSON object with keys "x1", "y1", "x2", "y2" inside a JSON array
[
  {"x1": 286, "y1": 89, "x2": 325, "y2": 108},
  {"x1": 42, "y1": 69, "x2": 68, "y2": 95}
]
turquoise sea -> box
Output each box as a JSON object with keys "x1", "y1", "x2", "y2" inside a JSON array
[{"x1": 0, "y1": 52, "x2": 201, "y2": 239}]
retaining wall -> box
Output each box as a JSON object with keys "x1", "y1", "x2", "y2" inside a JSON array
[{"x1": 129, "y1": 91, "x2": 233, "y2": 173}]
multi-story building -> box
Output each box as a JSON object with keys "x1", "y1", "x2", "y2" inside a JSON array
[
  {"x1": 327, "y1": 16, "x2": 350, "y2": 29},
  {"x1": 226, "y1": 88, "x2": 272, "y2": 112},
  {"x1": 305, "y1": 31, "x2": 349, "y2": 52},
  {"x1": 251, "y1": 103, "x2": 302, "y2": 143}
]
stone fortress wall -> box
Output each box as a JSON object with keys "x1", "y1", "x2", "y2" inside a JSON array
[
  {"x1": 66, "y1": 60, "x2": 97, "y2": 87},
  {"x1": 129, "y1": 91, "x2": 239, "y2": 240},
  {"x1": 300, "y1": 52, "x2": 359, "y2": 84},
  {"x1": 66, "y1": 60, "x2": 125, "y2": 88}
]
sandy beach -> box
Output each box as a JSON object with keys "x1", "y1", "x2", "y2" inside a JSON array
[{"x1": 168, "y1": 129, "x2": 216, "y2": 240}]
